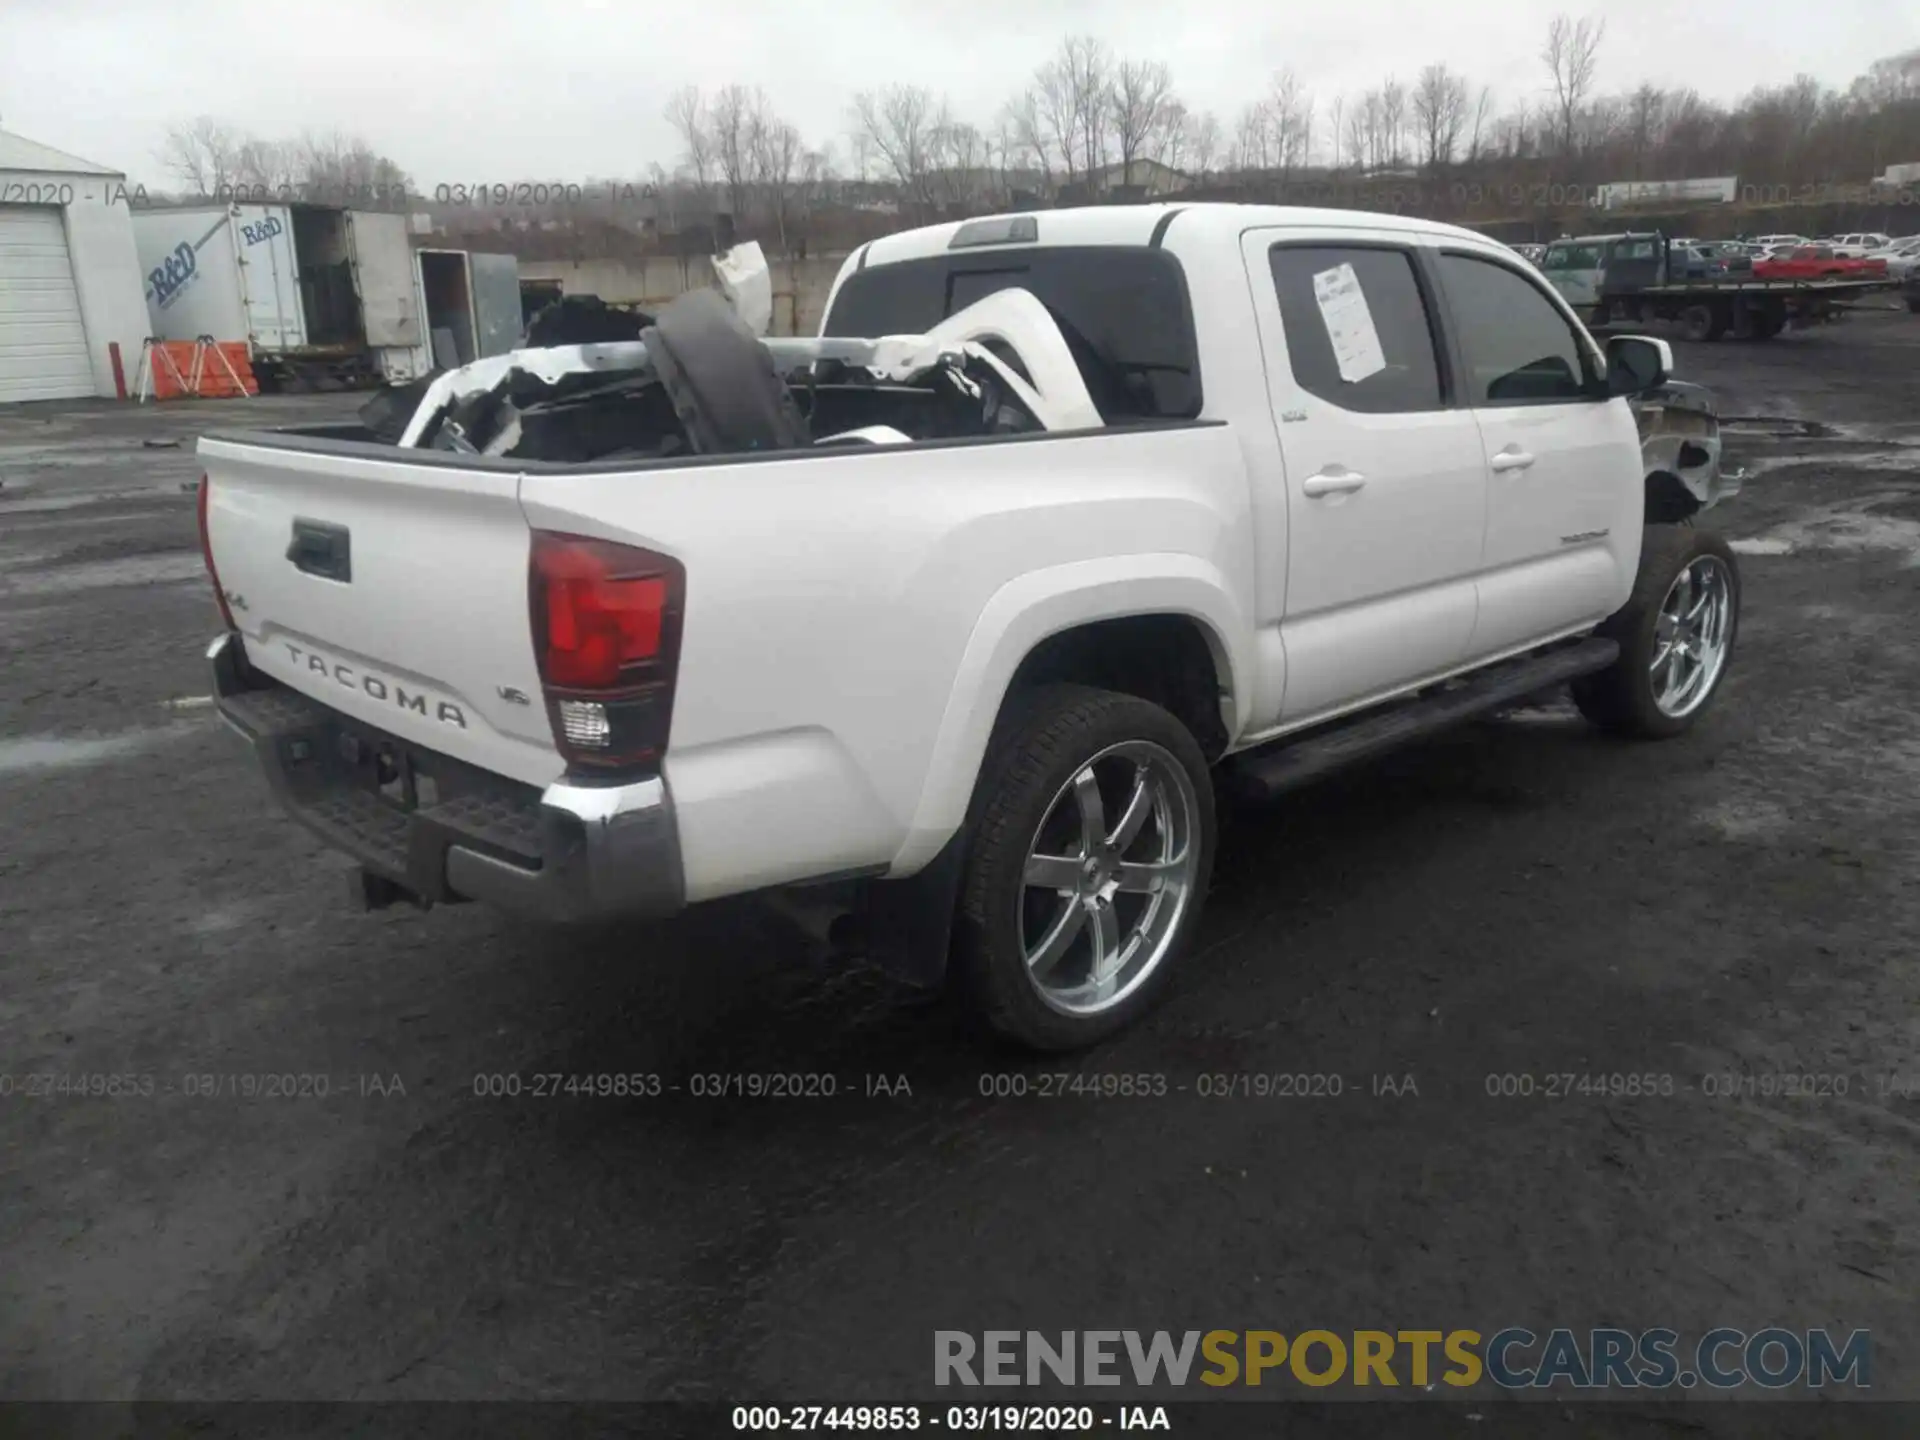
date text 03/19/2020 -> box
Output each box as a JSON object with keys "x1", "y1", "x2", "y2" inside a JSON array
[{"x1": 730, "y1": 1405, "x2": 1165, "y2": 1432}]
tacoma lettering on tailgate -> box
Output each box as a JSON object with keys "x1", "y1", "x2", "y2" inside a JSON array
[{"x1": 282, "y1": 643, "x2": 467, "y2": 728}]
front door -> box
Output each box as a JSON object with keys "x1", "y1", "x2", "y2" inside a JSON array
[
  {"x1": 1242, "y1": 231, "x2": 1491, "y2": 726},
  {"x1": 1430, "y1": 248, "x2": 1643, "y2": 658}
]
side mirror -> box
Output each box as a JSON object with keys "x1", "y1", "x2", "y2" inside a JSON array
[{"x1": 1606, "y1": 335, "x2": 1671, "y2": 396}]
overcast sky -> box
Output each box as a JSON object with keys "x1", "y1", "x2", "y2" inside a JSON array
[{"x1": 2, "y1": 0, "x2": 1913, "y2": 188}]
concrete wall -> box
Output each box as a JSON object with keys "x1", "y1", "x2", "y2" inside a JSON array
[
  {"x1": 1, "y1": 170, "x2": 150, "y2": 397},
  {"x1": 517, "y1": 252, "x2": 850, "y2": 336}
]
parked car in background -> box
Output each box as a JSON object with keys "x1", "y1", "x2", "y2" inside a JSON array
[
  {"x1": 1668, "y1": 245, "x2": 1722, "y2": 281},
  {"x1": 1670, "y1": 243, "x2": 1754, "y2": 280},
  {"x1": 1694, "y1": 242, "x2": 1754, "y2": 274},
  {"x1": 1749, "y1": 233, "x2": 1809, "y2": 250},
  {"x1": 1752, "y1": 245, "x2": 1889, "y2": 280},
  {"x1": 1826, "y1": 232, "x2": 1893, "y2": 258},
  {"x1": 1865, "y1": 238, "x2": 1920, "y2": 280}
]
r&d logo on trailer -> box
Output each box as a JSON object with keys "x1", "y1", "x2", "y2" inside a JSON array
[{"x1": 147, "y1": 242, "x2": 197, "y2": 309}]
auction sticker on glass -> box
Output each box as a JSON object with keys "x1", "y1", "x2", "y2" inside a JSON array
[{"x1": 1312, "y1": 263, "x2": 1387, "y2": 383}]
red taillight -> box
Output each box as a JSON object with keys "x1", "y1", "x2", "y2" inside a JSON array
[
  {"x1": 198, "y1": 473, "x2": 237, "y2": 631},
  {"x1": 530, "y1": 531, "x2": 684, "y2": 771}
]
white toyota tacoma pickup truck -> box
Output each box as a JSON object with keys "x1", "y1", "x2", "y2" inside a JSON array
[{"x1": 199, "y1": 203, "x2": 1741, "y2": 1050}]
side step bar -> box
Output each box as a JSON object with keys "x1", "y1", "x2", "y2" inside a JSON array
[{"x1": 1225, "y1": 637, "x2": 1620, "y2": 803}]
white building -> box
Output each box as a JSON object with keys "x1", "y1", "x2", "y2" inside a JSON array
[{"x1": 0, "y1": 128, "x2": 150, "y2": 402}]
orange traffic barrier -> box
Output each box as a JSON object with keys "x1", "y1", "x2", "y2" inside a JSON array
[{"x1": 136, "y1": 339, "x2": 257, "y2": 402}]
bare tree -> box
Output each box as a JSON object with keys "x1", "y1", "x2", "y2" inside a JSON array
[
  {"x1": 753, "y1": 116, "x2": 804, "y2": 252},
  {"x1": 1184, "y1": 112, "x2": 1221, "y2": 181},
  {"x1": 1379, "y1": 78, "x2": 1408, "y2": 166},
  {"x1": 159, "y1": 116, "x2": 243, "y2": 196},
  {"x1": 852, "y1": 85, "x2": 943, "y2": 214},
  {"x1": 708, "y1": 83, "x2": 768, "y2": 221},
  {"x1": 664, "y1": 86, "x2": 716, "y2": 202},
  {"x1": 236, "y1": 137, "x2": 298, "y2": 192},
  {"x1": 846, "y1": 131, "x2": 877, "y2": 184},
  {"x1": 1269, "y1": 70, "x2": 1312, "y2": 176},
  {"x1": 1109, "y1": 57, "x2": 1174, "y2": 188},
  {"x1": 1002, "y1": 89, "x2": 1055, "y2": 194},
  {"x1": 1465, "y1": 85, "x2": 1495, "y2": 162},
  {"x1": 1544, "y1": 13, "x2": 1607, "y2": 156},
  {"x1": 1230, "y1": 102, "x2": 1270, "y2": 173},
  {"x1": 295, "y1": 131, "x2": 411, "y2": 202},
  {"x1": 1038, "y1": 36, "x2": 1113, "y2": 190},
  {"x1": 1411, "y1": 63, "x2": 1470, "y2": 169},
  {"x1": 1034, "y1": 60, "x2": 1082, "y2": 188},
  {"x1": 1328, "y1": 95, "x2": 1345, "y2": 170},
  {"x1": 1156, "y1": 100, "x2": 1189, "y2": 173},
  {"x1": 1348, "y1": 93, "x2": 1376, "y2": 171}
]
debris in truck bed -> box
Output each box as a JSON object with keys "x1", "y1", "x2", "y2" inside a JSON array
[
  {"x1": 522, "y1": 295, "x2": 657, "y2": 347},
  {"x1": 358, "y1": 373, "x2": 444, "y2": 445},
  {"x1": 712, "y1": 241, "x2": 773, "y2": 337},
  {"x1": 394, "y1": 283, "x2": 1105, "y2": 465}
]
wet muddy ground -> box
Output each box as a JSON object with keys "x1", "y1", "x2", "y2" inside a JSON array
[{"x1": 2, "y1": 317, "x2": 1917, "y2": 1434}]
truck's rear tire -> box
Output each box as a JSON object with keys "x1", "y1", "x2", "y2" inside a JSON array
[
  {"x1": 1572, "y1": 524, "x2": 1741, "y2": 739},
  {"x1": 953, "y1": 684, "x2": 1215, "y2": 1051}
]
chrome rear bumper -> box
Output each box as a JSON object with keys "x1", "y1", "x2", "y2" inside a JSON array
[{"x1": 209, "y1": 632, "x2": 683, "y2": 923}]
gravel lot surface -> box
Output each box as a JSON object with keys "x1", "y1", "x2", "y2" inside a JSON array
[{"x1": 2, "y1": 318, "x2": 1916, "y2": 1435}]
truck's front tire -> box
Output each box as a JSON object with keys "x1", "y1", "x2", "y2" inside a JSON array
[
  {"x1": 1572, "y1": 524, "x2": 1741, "y2": 738},
  {"x1": 954, "y1": 685, "x2": 1215, "y2": 1051}
]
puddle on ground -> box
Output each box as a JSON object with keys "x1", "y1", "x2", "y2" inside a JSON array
[
  {"x1": 0, "y1": 725, "x2": 201, "y2": 777},
  {"x1": 0, "y1": 489, "x2": 184, "y2": 516},
  {"x1": 0, "y1": 552, "x2": 205, "y2": 595},
  {"x1": 1695, "y1": 797, "x2": 1794, "y2": 842},
  {"x1": 1720, "y1": 417, "x2": 1839, "y2": 439},
  {"x1": 1734, "y1": 496, "x2": 1920, "y2": 566}
]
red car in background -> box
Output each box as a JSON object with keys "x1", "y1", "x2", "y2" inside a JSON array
[{"x1": 1753, "y1": 245, "x2": 1890, "y2": 280}]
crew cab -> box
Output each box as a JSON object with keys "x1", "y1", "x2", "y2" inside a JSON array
[{"x1": 198, "y1": 204, "x2": 1743, "y2": 1051}]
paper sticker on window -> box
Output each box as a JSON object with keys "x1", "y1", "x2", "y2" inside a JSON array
[{"x1": 1312, "y1": 263, "x2": 1387, "y2": 384}]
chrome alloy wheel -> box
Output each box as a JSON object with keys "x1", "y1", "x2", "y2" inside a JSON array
[
  {"x1": 1652, "y1": 554, "x2": 1735, "y2": 719},
  {"x1": 1018, "y1": 740, "x2": 1201, "y2": 1017}
]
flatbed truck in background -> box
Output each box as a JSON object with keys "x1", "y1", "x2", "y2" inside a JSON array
[{"x1": 1538, "y1": 231, "x2": 1900, "y2": 341}]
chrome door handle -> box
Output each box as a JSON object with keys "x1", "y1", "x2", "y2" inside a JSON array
[
  {"x1": 1302, "y1": 470, "x2": 1367, "y2": 497},
  {"x1": 1489, "y1": 448, "x2": 1536, "y2": 473}
]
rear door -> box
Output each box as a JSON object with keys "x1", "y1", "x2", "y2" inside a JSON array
[
  {"x1": 231, "y1": 205, "x2": 305, "y2": 350},
  {"x1": 1243, "y1": 230, "x2": 1489, "y2": 723},
  {"x1": 468, "y1": 252, "x2": 524, "y2": 357},
  {"x1": 344, "y1": 211, "x2": 424, "y2": 349},
  {"x1": 199, "y1": 438, "x2": 559, "y2": 787},
  {"x1": 1430, "y1": 246, "x2": 1641, "y2": 659}
]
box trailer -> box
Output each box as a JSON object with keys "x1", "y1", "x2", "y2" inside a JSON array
[{"x1": 132, "y1": 203, "x2": 432, "y2": 388}]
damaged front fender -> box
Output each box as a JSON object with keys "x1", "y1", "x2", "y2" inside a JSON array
[{"x1": 1631, "y1": 379, "x2": 1743, "y2": 516}]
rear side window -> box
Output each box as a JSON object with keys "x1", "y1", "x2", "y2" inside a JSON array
[
  {"x1": 1438, "y1": 253, "x2": 1597, "y2": 406},
  {"x1": 1267, "y1": 246, "x2": 1444, "y2": 413},
  {"x1": 821, "y1": 246, "x2": 1201, "y2": 422}
]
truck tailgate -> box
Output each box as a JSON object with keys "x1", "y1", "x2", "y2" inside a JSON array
[{"x1": 199, "y1": 437, "x2": 562, "y2": 788}]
